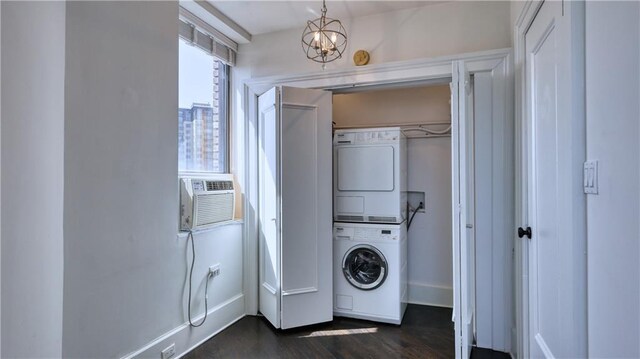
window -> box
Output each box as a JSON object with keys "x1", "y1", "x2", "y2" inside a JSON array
[{"x1": 178, "y1": 37, "x2": 229, "y2": 173}]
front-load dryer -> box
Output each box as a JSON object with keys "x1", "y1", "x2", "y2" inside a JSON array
[
  {"x1": 333, "y1": 222, "x2": 408, "y2": 324},
  {"x1": 333, "y1": 127, "x2": 407, "y2": 224}
]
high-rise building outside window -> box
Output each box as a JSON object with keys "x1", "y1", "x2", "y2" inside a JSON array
[{"x1": 178, "y1": 37, "x2": 229, "y2": 173}]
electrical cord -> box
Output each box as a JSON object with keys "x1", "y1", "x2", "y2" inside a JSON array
[
  {"x1": 187, "y1": 230, "x2": 213, "y2": 327},
  {"x1": 407, "y1": 202, "x2": 424, "y2": 230},
  {"x1": 402, "y1": 125, "x2": 452, "y2": 137}
]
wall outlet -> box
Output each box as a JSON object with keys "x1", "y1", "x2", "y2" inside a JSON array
[
  {"x1": 161, "y1": 343, "x2": 176, "y2": 359},
  {"x1": 209, "y1": 263, "x2": 221, "y2": 277},
  {"x1": 408, "y1": 191, "x2": 426, "y2": 213}
]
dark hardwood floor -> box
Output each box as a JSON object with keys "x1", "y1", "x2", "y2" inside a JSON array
[
  {"x1": 185, "y1": 304, "x2": 454, "y2": 358},
  {"x1": 185, "y1": 304, "x2": 512, "y2": 358},
  {"x1": 471, "y1": 348, "x2": 511, "y2": 359},
  {"x1": 470, "y1": 347, "x2": 511, "y2": 359}
]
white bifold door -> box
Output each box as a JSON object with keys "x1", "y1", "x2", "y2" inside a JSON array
[
  {"x1": 451, "y1": 60, "x2": 475, "y2": 359},
  {"x1": 257, "y1": 86, "x2": 333, "y2": 329}
]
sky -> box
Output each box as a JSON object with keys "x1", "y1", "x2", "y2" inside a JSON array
[{"x1": 179, "y1": 38, "x2": 214, "y2": 109}]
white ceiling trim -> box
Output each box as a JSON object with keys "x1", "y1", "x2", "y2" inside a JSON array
[
  {"x1": 179, "y1": 6, "x2": 239, "y2": 52},
  {"x1": 180, "y1": 0, "x2": 252, "y2": 44}
]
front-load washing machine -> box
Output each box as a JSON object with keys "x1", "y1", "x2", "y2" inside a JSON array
[{"x1": 333, "y1": 222, "x2": 408, "y2": 324}]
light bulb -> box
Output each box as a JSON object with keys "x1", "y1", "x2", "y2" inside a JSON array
[
  {"x1": 321, "y1": 32, "x2": 328, "y2": 52},
  {"x1": 330, "y1": 33, "x2": 337, "y2": 51},
  {"x1": 313, "y1": 32, "x2": 320, "y2": 49}
]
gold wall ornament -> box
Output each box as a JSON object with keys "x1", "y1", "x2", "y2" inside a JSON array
[{"x1": 353, "y1": 50, "x2": 370, "y2": 66}]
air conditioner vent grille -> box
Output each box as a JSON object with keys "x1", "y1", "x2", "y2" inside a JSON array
[
  {"x1": 206, "y1": 180, "x2": 234, "y2": 191},
  {"x1": 195, "y1": 193, "x2": 234, "y2": 226}
]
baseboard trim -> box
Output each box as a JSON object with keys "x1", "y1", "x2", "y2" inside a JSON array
[
  {"x1": 510, "y1": 326, "x2": 517, "y2": 359},
  {"x1": 120, "y1": 293, "x2": 245, "y2": 359},
  {"x1": 407, "y1": 283, "x2": 453, "y2": 308}
]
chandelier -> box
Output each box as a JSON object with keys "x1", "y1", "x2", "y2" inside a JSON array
[{"x1": 301, "y1": 0, "x2": 347, "y2": 68}]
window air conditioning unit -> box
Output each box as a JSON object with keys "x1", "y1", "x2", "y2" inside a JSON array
[{"x1": 180, "y1": 175, "x2": 235, "y2": 231}]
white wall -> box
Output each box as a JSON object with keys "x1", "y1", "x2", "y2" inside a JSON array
[
  {"x1": 333, "y1": 86, "x2": 453, "y2": 306},
  {"x1": 0, "y1": 3, "x2": 3, "y2": 355},
  {"x1": 0, "y1": 2, "x2": 66, "y2": 357},
  {"x1": 333, "y1": 86, "x2": 451, "y2": 126},
  {"x1": 62, "y1": 2, "x2": 244, "y2": 358},
  {"x1": 406, "y1": 137, "x2": 453, "y2": 305},
  {"x1": 585, "y1": 2, "x2": 640, "y2": 357},
  {"x1": 236, "y1": 1, "x2": 511, "y2": 78}
]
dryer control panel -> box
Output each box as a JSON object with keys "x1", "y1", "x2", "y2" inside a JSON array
[
  {"x1": 334, "y1": 128, "x2": 401, "y2": 145},
  {"x1": 354, "y1": 227, "x2": 399, "y2": 241}
]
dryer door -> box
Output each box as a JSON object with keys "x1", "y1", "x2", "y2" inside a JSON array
[
  {"x1": 342, "y1": 244, "x2": 388, "y2": 290},
  {"x1": 336, "y1": 146, "x2": 395, "y2": 191}
]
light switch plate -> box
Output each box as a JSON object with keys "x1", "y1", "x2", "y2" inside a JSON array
[{"x1": 583, "y1": 160, "x2": 599, "y2": 194}]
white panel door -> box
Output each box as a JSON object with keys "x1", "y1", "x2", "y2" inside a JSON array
[
  {"x1": 452, "y1": 60, "x2": 474, "y2": 359},
  {"x1": 525, "y1": 1, "x2": 586, "y2": 357},
  {"x1": 280, "y1": 86, "x2": 333, "y2": 329},
  {"x1": 258, "y1": 86, "x2": 333, "y2": 330},
  {"x1": 258, "y1": 87, "x2": 281, "y2": 329}
]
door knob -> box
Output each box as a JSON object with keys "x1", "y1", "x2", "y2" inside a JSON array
[{"x1": 517, "y1": 227, "x2": 532, "y2": 239}]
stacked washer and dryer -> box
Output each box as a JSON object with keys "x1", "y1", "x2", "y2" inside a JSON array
[{"x1": 332, "y1": 127, "x2": 408, "y2": 325}]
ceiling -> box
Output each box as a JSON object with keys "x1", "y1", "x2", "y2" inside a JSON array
[{"x1": 208, "y1": 1, "x2": 449, "y2": 36}]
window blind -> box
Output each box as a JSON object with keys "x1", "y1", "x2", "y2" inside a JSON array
[{"x1": 178, "y1": 12, "x2": 237, "y2": 66}]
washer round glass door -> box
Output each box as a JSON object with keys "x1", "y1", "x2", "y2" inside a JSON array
[{"x1": 342, "y1": 244, "x2": 388, "y2": 290}]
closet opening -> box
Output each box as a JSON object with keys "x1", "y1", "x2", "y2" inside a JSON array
[
  {"x1": 329, "y1": 75, "x2": 510, "y2": 354},
  {"x1": 245, "y1": 50, "x2": 514, "y2": 359},
  {"x1": 331, "y1": 82, "x2": 455, "y2": 311}
]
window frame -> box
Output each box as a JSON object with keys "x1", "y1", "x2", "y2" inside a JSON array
[{"x1": 178, "y1": 39, "x2": 231, "y2": 175}]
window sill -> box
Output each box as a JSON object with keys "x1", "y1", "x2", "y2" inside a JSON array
[
  {"x1": 176, "y1": 219, "x2": 244, "y2": 239},
  {"x1": 178, "y1": 171, "x2": 233, "y2": 177}
]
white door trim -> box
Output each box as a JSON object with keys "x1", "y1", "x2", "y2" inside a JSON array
[
  {"x1": 240, "y1": 47, "x2": 513, "y2": 357},
  {"x1": 244, "y1": 48, "x2": 510, "y2": 95}
]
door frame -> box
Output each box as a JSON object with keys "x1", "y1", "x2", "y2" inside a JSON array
[
  {"x1": 513, "y1": 1, "x2": 587, "y2": 357},
  {"x1": 513, "y1": 3, "x2": 543, "y2": 356},
  {"x1": 241, "y1": 48, "x2": 513, "y2": 358}
]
